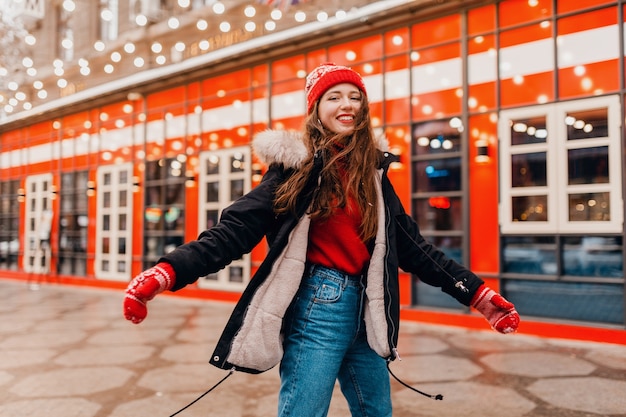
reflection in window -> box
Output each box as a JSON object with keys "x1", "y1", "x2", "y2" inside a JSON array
[
  {"x1": 143, "y1": 157, "x2": 187, "y2": 269},
  {"x1": 510, "y1": 116, "x2": 547, "y2": 145},
  {"x1": 511, "y1": 152, "x2": 547, "y2": 187},
  {"x1": 563, "y1": 236, "x2": 622, "y2": 278},
  {"x1": 504, "y1": 279, "x2": 624, "y2": 325},
  {"x1": 512, "y1": 195, "x2": 548, "y2": 222},
  {"x1": 413, "y1": 159, "x2": 461, "y2": 193},
  {"x1": 566, "y1": 108, "x2": 608, "y2": 140},
  {"x1": 502, "y1": 236, "x2": 557, "y2": 275},
  {"x1": 411, "y1": 118, "x2": 465, "y2": 310},
  {"x1": 568, "y1": 146, "x2": 608, "y2": 185},
  {"x1": 58, "y1": 172, "x2": 88, "y2": 275},
  {"x1": 412, "y1": 197, "x2": 462, "y2": 232},
  {"x1": 412, "y1": 119, "x2": 462, "y2": 157},
  {"x1": 568, "y1": 192, "x2": 610, "y2": 221},
  {"x1": 231, "y1": 153, "x2": 245, "y2": 172},
  {"x1": 0, "y1": 180, "x2": 20, "y2": 270}
]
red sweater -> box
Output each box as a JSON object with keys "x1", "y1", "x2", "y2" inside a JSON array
[{"x1": 307, "y1": 196, "x2": 370, "y2": 276}]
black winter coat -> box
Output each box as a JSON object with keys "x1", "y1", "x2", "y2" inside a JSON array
[{"x1": 161, "y1": 130, "x2": 484, "y2": 374}]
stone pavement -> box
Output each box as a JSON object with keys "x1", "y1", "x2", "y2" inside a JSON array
[{"x1": 1, "y1": 279, "x2": 626, "y2": 417}]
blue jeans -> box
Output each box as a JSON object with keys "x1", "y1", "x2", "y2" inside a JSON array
[{"x1": 278, "y1": 264, "x2": 392, "y2": 417}]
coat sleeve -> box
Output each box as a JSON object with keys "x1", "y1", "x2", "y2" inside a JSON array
[
  {"x1": 386, "y1": 180, "x2": 483, "y2": 306},
  {"x1": 161, "y1": 165, "x2": 284, "y2": 290}
]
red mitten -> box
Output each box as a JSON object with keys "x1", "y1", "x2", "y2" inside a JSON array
[
  {"x1": 123, "y1": 262, "x2": 175, "y2": 324},
  {"x1": 471, "y1": 285, "x2": 520, "y2": 334}
]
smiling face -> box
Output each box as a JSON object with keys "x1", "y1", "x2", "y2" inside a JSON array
[{"x1": 317, "y1": 83, "x2": 363, "y2": 135}]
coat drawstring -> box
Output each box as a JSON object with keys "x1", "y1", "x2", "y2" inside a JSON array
[
  {"x1": 386, "y1": 360, "x2": 444, "y2": 401},
  {"x1": 168, "y1": 368, "x2": 236, "y2": 416}
]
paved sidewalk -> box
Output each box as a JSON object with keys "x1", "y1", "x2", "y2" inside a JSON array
[{"x1": 0, "y1": 280, "x2": 625, "y2": 417}]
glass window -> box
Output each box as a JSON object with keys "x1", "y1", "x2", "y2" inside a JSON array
[
  {"x1": 499, "y1": 96, "x2": 621, "y2": 234},
  {"x1": 411, "y1": 117, "x2": 465, "y2": 310},
  {"x1": 502, "y1": 236, "x2": 557, "y2": 275},
  {"x1": 0, "y1": 180, "x2": 20, "y2": 271},
  {"x1": 504, "y1": 279, "x2": 624, "y2": 324},
  {"x1": 566, "y1": 108, "x2": 608, "y2": 140},
  {"x1": 197, "y1": 147, "x2": 251, "y2": 291},
  {"x1": 511, "y1": 152, "x2": 547, "y2": 187},
  {"x1": 143, "y1": 157, "x2": 187, "y2": 268},
  {"x1": 563, "y1": 236, "x2": 622, "y2": 278},
  {"x1": 95, "y1": 164, "x2": 134, "y2": 281},
  {"x1": 57, "y1": 172, "x2": 88, "y2": 276},
  {"x1": 512, "y1": 195, "x2": 548, "y2": 222}
]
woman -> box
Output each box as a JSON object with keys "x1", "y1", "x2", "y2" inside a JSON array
[{"x1": 123, "y1": 62, "x2": 520, "y2": 417}]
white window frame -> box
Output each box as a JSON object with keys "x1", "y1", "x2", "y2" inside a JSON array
[
  {"x1": 95, "y1": 163, "x2": 134, "y2": 281},
  {"x1": 23, "y1": 173, "x2": 53, "y2": 274},
  {"x1": 196, "y1": 147, "x2": 251, "y2": 291},
  {"x1": 499, "y1": 95, "x2": 622, "y2": 234}
]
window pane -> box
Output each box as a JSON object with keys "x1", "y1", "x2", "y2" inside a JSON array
[
  {"x1": 206, "y1": 182, "x2": 219, "y2": 202},
  {"x1": 510, "y1": 116, "x2": 547, "y2": 145},
  {"x1": 413, "y1": 159, "x2": 461, "y2": 193},
  {"x1": 412, "y1": 119, "x2": 462, "y2": 156},
  {"x1": 504, "y1": 280, "x2": 623, "y2": 324},
  {"x1": 512, "y1": 152, "x2": 547, "y2": 187},
  {"x1": 502, "y1": 236, "x2": 556, "y2": 274},
  {"x1": 231, "y1": 179, "x2": 244, "y2": 200},
  {"x1": 205, "y1": 156, "x2": 219, "y2": 175},
  {"x1": 412, "y1": 197, "x2": 462, "y2": 231},
  {"x1": 568, "y1": 192, "x2": 610, "y2": 221},
  {"x1": 512, "y1": 195, "x2": 548, "y2": 222},
  {"x1": 566, "y1": 108, "x2": 608, "y2": 140},
  {"x1": 229, "y1": 266, "x2": 244, "y2": 283},
  {"x1": 119, "y1": 190, "x2": 127, "y2": 207},
  {"x1": 568, "y1": 146, "x2": 608, "y2": 185},
  {"x1": 206, "y1": 210, "x2": 219, "y2": 229},
  {"x1": 231, "y1": 153, "x2": 245, "y2": 172},
  {"x1": 563, "y1": 236, "x2": 622, "y2": 278}
]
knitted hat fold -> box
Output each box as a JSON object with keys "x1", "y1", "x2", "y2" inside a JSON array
[{"x1": 305, "y1": 62, "x2": 367, "y2": 113}]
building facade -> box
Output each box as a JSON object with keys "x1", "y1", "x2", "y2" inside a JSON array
[{"x1": 1, "y1": 0, "x2": 625, "y2": 344}]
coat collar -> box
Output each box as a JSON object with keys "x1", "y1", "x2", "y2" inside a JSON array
[{"x1": 252, "y1": 129, "x2": 391, "y2": 169}]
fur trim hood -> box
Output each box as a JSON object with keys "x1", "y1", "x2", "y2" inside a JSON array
[{"x1": 252, "y1": 129, "x2": 389, "y2": 169}]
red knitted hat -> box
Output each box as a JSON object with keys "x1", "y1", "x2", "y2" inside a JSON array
[{"x1": 305, "y1": 62, "x2": 367, "y2": 113}]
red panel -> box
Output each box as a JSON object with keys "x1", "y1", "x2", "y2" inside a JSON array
[
  {"x1": 468, "y1": 4, "x2": 496, "y2": 35},
  {"x1": 384, "y1": 27, "x2": 409, "y2": 55},
  {"x1": 559, "y1": 59, "x2": 619, "y2": 99},
  {"x1": 500, "y1": 71, "x2": 554, "y2": 108},
  {"x1": 272, "y1": 55, "x2": 305, "y2": 81},
  {"x1": 468, "y1": 113, "x2": 499, "y2": 274},
  {"x1": 252, "y1": 64, "x2": 269, "y2": 86},
  {"x1": 468, "y1": 33, "x2": 495, "y2": 55},
  {"x1": 411, "y1": 89, "x2": 462, "y2": 120},
  {"x1": 271, "y1": 115, "x2": 304, "y2": 131},
  {"x1": 499, "y1": 0, "x2": 553, "y2": 29},
  {"x1": 558, "y1": 0, "x2": 614, "y2": 14},
  {"x1": 414, "y1": 42, "x2": 460, "y2": 64},
  {"x1": 306, "y1": 49, "x2": 327, "y2": 70},
  {"x1": 499, "y1": 23, "x2": 552, "y2": 48},
  {"x1": 469, "y1": 81, "x2": 497, "y2": 111},
  {"x1": 411, "y1": 14, "x2": 460, "y2": 48},
  {"x1": 328, "y1": 35, "x2": 383, "y2": 63},
  {"x1": 385, "y1": 96, "x2": 410, "y2": 125},
  {"x1": 271, "y1": 78, "x2": 303, "y2": 95},
  {"x1": 558, "y1": 6, "x2": 617, "y2": 34}
]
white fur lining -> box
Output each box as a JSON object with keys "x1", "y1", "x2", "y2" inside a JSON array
[{"x1": 227, "y1": 215, "x2": 311, "y2": 371}]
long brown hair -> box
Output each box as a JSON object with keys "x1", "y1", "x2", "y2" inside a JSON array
[{"x1": 273, "y1": 96, "x2": 382, "y2": 242}]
